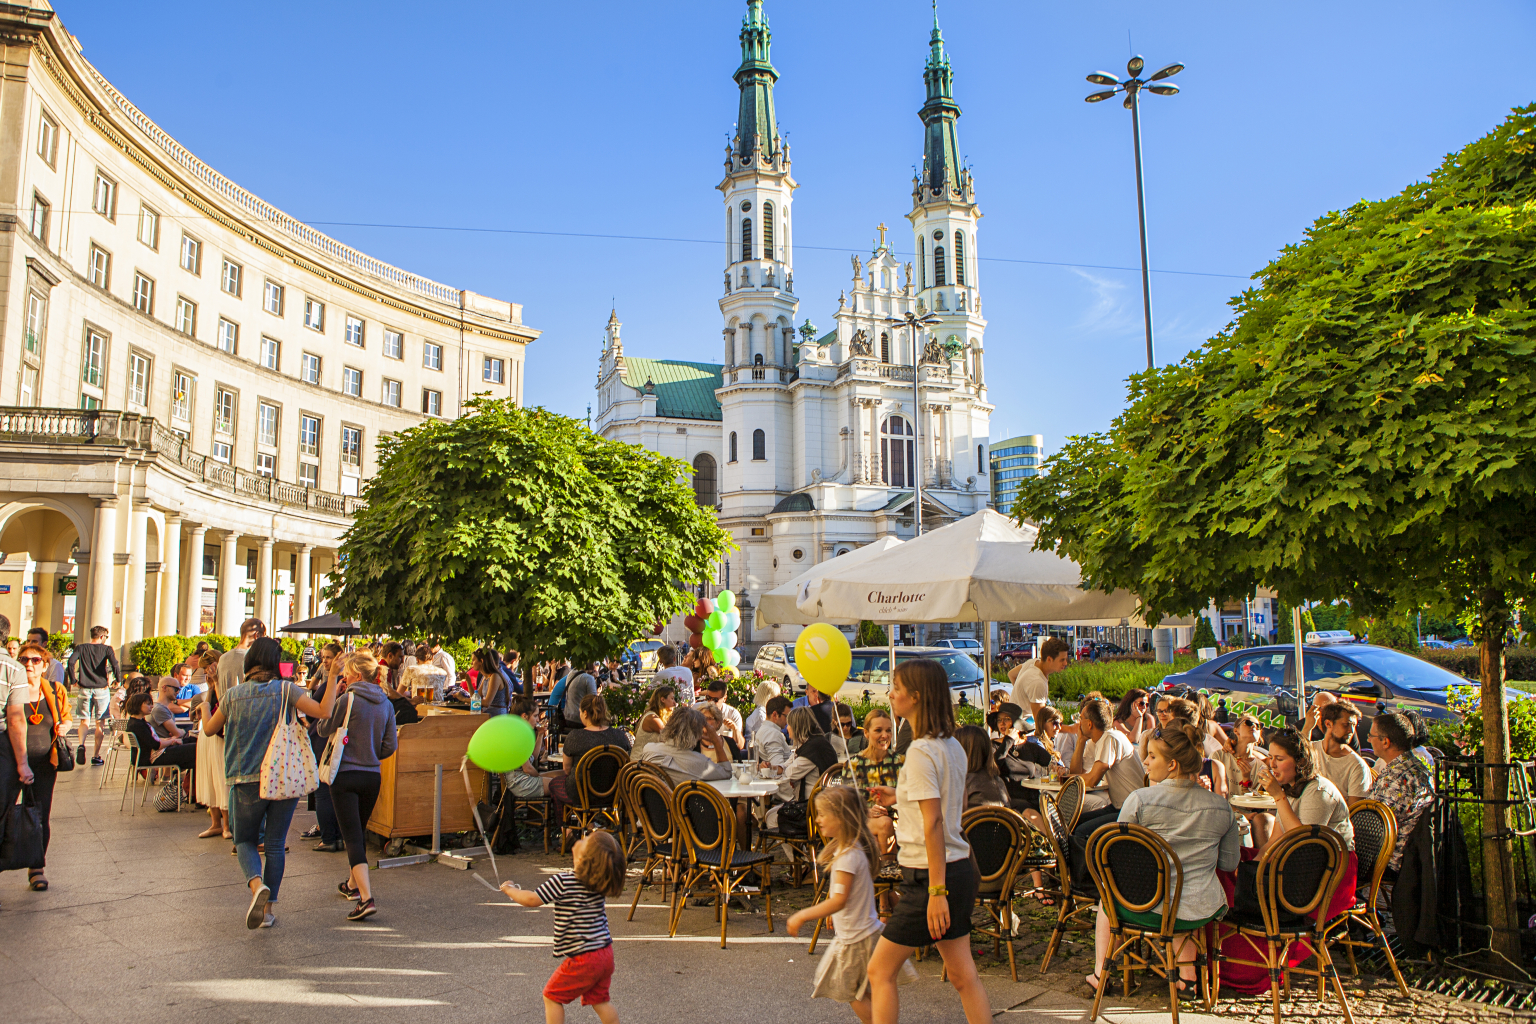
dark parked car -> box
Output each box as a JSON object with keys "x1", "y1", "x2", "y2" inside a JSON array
[{"x1": 1156, "y1": 643, "x2": 1463, "y2": 724}]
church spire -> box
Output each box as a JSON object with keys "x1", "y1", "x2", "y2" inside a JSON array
[
  {"x1": 733, "y1": 0, "x2": 780, "y2": 166},
  {"x1": 919, "y1": 1, "x2": 965, "y2": 200}
]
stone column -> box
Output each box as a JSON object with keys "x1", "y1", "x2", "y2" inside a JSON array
[
  {"x1": 257, "y1": 538, "x2": 274, "y2": 626},
  {"x1": 158, "y1": 513, "x2": 181, "y2": 636},
  {"x1": 181, "y1": 524, "x2": 206, "y2": 636},
  {"x1": 296, "y1": 545, "x2": 313, "y2": 623},
  {"x1": 83, "y1": 497, "x2": 118, "y2": 643},
  {"x1": 122, "y1": 503, "x2": 148, "y2": 643},
  {"x1": 218, "y1": 532, "x2": 242, "y2": 636}
]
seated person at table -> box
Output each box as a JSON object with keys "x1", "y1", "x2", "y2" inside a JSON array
[
  {"x1": 150, "y1": 680, "x2": 194, "y2": 743},
  {"x1": 1112, "y1": 689, "x2": 1152, "y2": 748},
  {"x1": 1310, "y1": 702, "x2": 1372, "y2": 804},
  {"x1": 1367, "y1": 711, "x2": 1435, "y2": 874},
  {"x1": 561, "y1": 693, "x2": 632, "y2": 771},
  {"x1": 640, "y1": 705, "x2": 732, "y2": 786},
  {"x1": 1086, "y1": 721, "x2": 1241, "y2": 995},
  {"x1": 503, "y1": 695, "x2": 560, "y2": 801},
  {"x1": 172, "y1": 663, "x2": 205, "y2": 711},
  {"x1": 762, "y1": 708, "x2": 839, "y2": 828},
  {"x1": 1067, "y1": 697, "x2": 1145, "y2": 882},
  {"x1": 743, "y1": 679, "x2": 780, "y2": 746},
  {"x1": 629, "y1": 685, "x2": 676, "y2": 762},
  {"x1": 698, "y1": 704, "x2": 741, "y2": 762},
  {"x1": 1246, "y1": 727, "x2": 1354, "y2": 855},
  {"x1": 124, "y1": 692, "x2": 197, "y2": 800},
  {"x1": 829, "y1": 703, "x2": 861, "y2": 756},
  {"x1": 841, "y1": 707, "x2": 903, "y2": 857},
  {"x1": 1145, "y1": 696, "x2": 1229, "y2": 796},
  {"x1": 694, "y1": 678, "x2": 744, "y2": 751},
  {"x1": 1227, "y1": 713, "x2": 1265, "y2": 789},
  {"x1": 958, "y1": 725, "x2": 1009, "y2": 808},
  {"x1": 750, "y1": 695, "x2": 793, "y2": 769}
]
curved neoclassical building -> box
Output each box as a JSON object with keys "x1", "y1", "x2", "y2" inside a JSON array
[{"x1": 0, "y1": 3, "x2": 537, "y2": 644}]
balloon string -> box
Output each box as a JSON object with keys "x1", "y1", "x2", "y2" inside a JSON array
[{"x1": 462, "y1": 755, "x2": 501, "y2": 886}]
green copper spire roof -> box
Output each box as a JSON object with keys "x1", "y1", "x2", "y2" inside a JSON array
[
  {"x1": 919, "y1": 2, "x2": 965, "y2": 200},
  {"x1": 733, "y1": 0, "x2": 780, "y2": 165}
]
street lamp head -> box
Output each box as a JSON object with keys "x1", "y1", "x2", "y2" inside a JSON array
[
  {"x1": 1085, "y1": 89, "x2": 1118, "y2": 103},
  {"x1": 1122, "y1": 94, "x2": 1136, "y2": 110},
  {"x1": 1146, "y1": 83, "x2": 1179, "y2": 96},
  {"x1": 1126, "y1": 55, "x2": 1145, "y2": 77},
  {"x1": 918, "y1": 313, "x2": 942, "y2": 325},
  {"x1": 1149, "y1": 62, "x2": 1184, "y2": 81},
  {"x1": 1086, "y1": 72, "x2": 1120, "y2": 86}
]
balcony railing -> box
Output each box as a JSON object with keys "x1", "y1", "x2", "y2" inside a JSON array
[{"x1": 0, "y1": 407, "x2": 365, "y2": 517}]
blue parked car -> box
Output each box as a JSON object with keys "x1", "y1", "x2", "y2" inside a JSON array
[{"x1": 1157, "y1": 644, "x2": 1463, "y2": 724}]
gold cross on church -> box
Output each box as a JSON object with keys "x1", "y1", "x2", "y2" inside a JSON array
[{"x1": 876, "y1": 223, "x2": 888, "y2": 248}]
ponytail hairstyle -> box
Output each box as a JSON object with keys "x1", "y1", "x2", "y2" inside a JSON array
[
  {"x1": 344, "y1": 649, "x2": 382, "y2": 684},
  {"x1": 813, "y1": 783, "x2": 879, "y2": 877},
  {"x1": 1150, "y1": 722, "x2": 1204, "y2": 777}
]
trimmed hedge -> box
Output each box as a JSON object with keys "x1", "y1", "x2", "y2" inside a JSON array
[
  {"x1": 1418, "y1": 647, "x2": 1536, "y2": 682},
  {"x1": 131, "y1": 636, "x2": 190, "y2": 675},
  {"x1": 1049, "y1": 656, "x2": 1203, "y2": 703}
]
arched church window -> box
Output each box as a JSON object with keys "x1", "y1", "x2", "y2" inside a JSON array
[
  {"x1": 741, "y1": 218, "x2": 753, "y2": 264},
  {"x1": 752, "y1": 428, "x2": 767, "y2": 461},
  {"x1": 693, "y1": 453, "x2": 718, "y2": 507},
  {"x1": 763, "y1": 202, "x2": 774, "y2": 260},
  {"x1": 729, "y1": 431, "x2": 739, "y2": 463},
  {"x1": 977, "y1": 444, "x2": 985, "y2": 475},
  {"x1": 933, "y1": 246, "x2": 946, "y2": 287},
  {"x1": 880, "y1": 415, "x2": 915, "y2": 489},
  {"x1": 954, "y1": 231, "x2": 966, "y2": 287},
  {"x1": 880, "y1": 332, "x2": 890, "y2": 363},
  {"x1": 918, "y1": 236, "x2": 926, "y2": 289}
]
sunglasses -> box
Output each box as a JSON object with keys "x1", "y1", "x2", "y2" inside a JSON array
[{"x1": 18, "y1": 657, "x2": 43, "y2": 666}]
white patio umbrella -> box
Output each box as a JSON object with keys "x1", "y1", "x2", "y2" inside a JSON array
[{"x1": 753, "y1": 534, "x2": 904, "y2": 631}]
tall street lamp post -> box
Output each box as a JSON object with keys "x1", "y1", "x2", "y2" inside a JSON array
[
  {"x1": 1085, "y1": 55, "x2": 1183, "y2": 370},
  {"x1": 885, "y1": 311, "x2": 942, "y2": 537}
]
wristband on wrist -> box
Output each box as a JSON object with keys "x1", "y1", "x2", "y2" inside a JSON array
[{"x1": 928, "y1": 884, "x2": 948, "y2": 897}]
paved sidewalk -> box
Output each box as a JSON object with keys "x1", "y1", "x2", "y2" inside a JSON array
[{"x1": 0, "y1": 768, "x2": 1513, "y2": 1024}]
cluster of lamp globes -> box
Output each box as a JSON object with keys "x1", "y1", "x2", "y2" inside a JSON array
[{"x1": 1083, "y1": 55, "x2": 1184, "y2": 108}]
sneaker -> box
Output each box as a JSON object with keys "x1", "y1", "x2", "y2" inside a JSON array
[
  {"x1": 347, "y1": 898, "x2": 377, "y2": 922},
  {"x1": 338, "y1": 880, "x2": 359, "y2": 900},
  {"x1": 259, "y1": 913, "x2": 276, "y2": 928},
  {"x1": 313, "y1": 841, "x2": 343, "y2": 852},
  {"x1": 300, "y1": 826, "x2": 321, "y2": 840},
  {"x1": 76, "y1": 745, "x2": 85, "y2": 766},
  {"x1": 90, "y1": 757, "x2": 104, "y2": 766},
  {"x1": 245, "y1": 883, "x2": 271, "y2": 930}
]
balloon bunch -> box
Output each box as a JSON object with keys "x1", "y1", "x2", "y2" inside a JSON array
[{"x1": 683, "y1": 590, "x2": 742, "y2": 669}]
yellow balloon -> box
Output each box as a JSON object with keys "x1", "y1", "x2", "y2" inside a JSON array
[{"x1": 796, "y1": 623, "x2": 852, "y2": 696}]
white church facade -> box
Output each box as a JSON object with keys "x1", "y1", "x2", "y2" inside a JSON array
[{"x1": 596, "y1": 0, "x2": 993, "y2": 644}]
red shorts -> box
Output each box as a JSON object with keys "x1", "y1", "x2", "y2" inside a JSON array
[{"x1": 543, "y1": 945, "x2": 614, "y2": 1006}]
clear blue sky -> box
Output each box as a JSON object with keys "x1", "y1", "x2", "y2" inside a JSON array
[{"x1": 55, "y1": 0, "x2": 1535, "y2": 452}]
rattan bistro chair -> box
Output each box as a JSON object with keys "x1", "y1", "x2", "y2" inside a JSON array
[
  {"x1": 1055, "y1": 775, "x2": 1087, "y2": 834},
  {"x1": 1215, "y1": 825, "x2": 1354, "y2": 1024},
  {"x1": 671, "y1": 781, "x2": 775, "y2": 947},
  {"x1": 627, "y1": 772, "x2": 685, "y2": 922},
  {"x1": 1086, "y1": 822, "x2": 1215, "y2": 1024},
  {"x1": 561, "y1": 744, "x2": 628, "y2": 853},
  {"x1": 963, "y1": 805, "x2": 1033, "y2": 981},
  {"x1": 1039, "y1": 792, "x2": 1100, "y2": 973},
  {"x1": 1323, "y1": 800, "x2": 1408, "y2": 995}
]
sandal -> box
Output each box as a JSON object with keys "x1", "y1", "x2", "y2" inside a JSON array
[
  {"x1": 27, "y1": 871, "x2": 47, "y2": 891},
  {"x1": 198, "y1": 826, "x2": 223, "y2": 839},
  {"x1": 1037, "y1": 894, "x2": 1058, "y2": 907}
]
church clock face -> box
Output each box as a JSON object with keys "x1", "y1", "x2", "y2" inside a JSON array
[
  {"x1": 933, "y1": 230, "x2": 943, "y2": 240},
  {"x1": 742, "y1": 201, "x2": 752, "y2": 211}
]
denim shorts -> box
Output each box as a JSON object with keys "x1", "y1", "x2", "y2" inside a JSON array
[{"x1": 75, "y1": 687, "x2": 111, "y2": 722}]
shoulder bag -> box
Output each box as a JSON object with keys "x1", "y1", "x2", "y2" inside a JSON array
[
  {"x1": 317, "y1": 692, "x2": 355, "y2": 785},
  {"x1": 776, "y1": 772, "x2": 810, "y2": 838},
  {"x1": 44, "y1": 681, "x2": 73, "y2": 773},
  {"x1": 259, "y1": 682, "x2": 320, "y2": 800},
  {"x1": 0, "y1": 784, "x2": 45, "y2": 871}
]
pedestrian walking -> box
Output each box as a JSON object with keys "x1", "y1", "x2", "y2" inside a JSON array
[
  {"x1": 12, "y1": 640, "x2": 69, "y2": 894},
  {"x1": 63, "y1": 624, "x2": 120, "y2": 765},
  {"x1": 203, "y1": 637, "x2": 337, "y2": 929},
  {"x1": 317, "y1": 650, "x2": 397, "y2": 922}
]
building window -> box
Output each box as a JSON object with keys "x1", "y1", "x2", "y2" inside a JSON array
[
  {"x1": 258, "y1": 402, "x2": 279, "y2": 447},
  {"x1": 340, "y1": 425, "x2": 362, "y2": 467},
  {"x1": 180, "y1": 233, "x2": 202, "y2": 275},
  {"x1": 299, "y1": 414, "x2": 320, "y2": 456},
  {"x1": 132, "y1": 273, "x2": 155, "y2": 315},
  {"x1": 80, "y1": 394, "x2": 101, "y2": 410},
  {"x1": 301, "y1": 352, "x2": 320, "y2": 384},
  {"x1": 175, "y1": 297, "x2": 197, "y2": 336},
  {"x1": 81, "y1": 329, "x2": 106, "y2": 387},
  {"x1": 88, "y1": 245, "x2": 111, "y2": 289},
  {"x1": 728, "y1": 431, "x2": 738, "y2": 463},
  {"x1": 382, "y1": 379, "x2": 401, "y2": 407},
  {"x1": 211, "y1": 440, "x2": 231, "y2": 463},
  {"x1": 260, "y1": 336, "x2": 280, "y2": 371},
  {"x1": 692, "y1": 453, "x2": 718, "y2": 506},
  {"x1": 222, "y1": 259, "x2": 242, "y2": 296},
  {"x1": 422, "y1": 388, "x2": 442, "y2": 416},
  {"x1": 880, "y1": 415, "x2": 915, "y2": 488},
  {"x1": 172, "y1": 371, "x2": 193, "y2": 420},
  {"x1": 740, "y1": 217, "x2": 752, "y2": 264},
  {"x1": 918, "y1": 236, "x2": 925, "y2": 289},
  {"x1": 214, "y1": 388, "x2": 236, "y2": 436},
  {"x1": 20, "y1": 366, "x2": 38, "y2": 407},
  {"x1": 24, "y1": 292, "x2": 45, "y2": 354},
  {"x1": 751, "y1": 428, "x2": 766, "y2": 461},
  {"x1": 342, "y1": 366, "x2": 362, "y2": 397},
  {"x1": 954, "y1": 231, "x2": 965, "y2": 287},
  {"x1": 483, "y1": 356, "x2": 504, "y2": 383},
  {"x1": 977, "y1": 444, "x2": 984, "y2": 475},
  {"x1": 28, "y1": 193, "x2": 49, "y2": 242},
  {"x1": 880, "y1": 332, "x2": 890, "y2": 363},
  {"x1": 344, "y1": 315, "x2": 364, "y2": 347},
  {"x1": 214, "y1": 317, "x2": 238, "y2": 354},
  {"x1": 299, "y1": 462, "x2": 319, "y2": 488},
  {"x1": 138, "y1": 206, "x2": 159, "y2": 249},
  {"x1": 37, "y1": 110, "x2": 58, "y2": 165},
  {"x1": 92, "y1": 172, "x2": 116, "y2": 220},
  {"x1": 256, "y1": 452, "x2": 275, "y2": 478},
  {"x1": 263, "y1": 280, "x2": 284, "y2": 315},
  {"x1": 762, "y1": 202, "x2": 774, "y2": 260},
  {"x1": 128, "y1": 352, "x2": 150, "y2": 407},
  {"x1": 933, "y1": 245, "x2": 946, "y2": 288},
  {"x1": 423, "y1": 341, "x2": 442, "y2": 370},
  {"x1": 383, "y1": 328, "x2": 403, "y2": 359},
  {"x1": 303, "y1": 298, "x2": 325, "y2": 332}
]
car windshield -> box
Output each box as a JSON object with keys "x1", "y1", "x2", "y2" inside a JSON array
[
  {"x1": 846, "y1": 651, "x2": 982, "y2": 688},
  {"x1": 1346, "y1": 647, "x2": 1466, "y2": 691},
  {"x1": 630, "y1": 641, "x2": 661, "y2": 652},
  {"x1": 783, "y1": 646, "x2": 795, "y2": 663}
]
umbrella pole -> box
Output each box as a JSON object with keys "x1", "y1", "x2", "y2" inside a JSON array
[
  {"x1": 1292, "y1": 604, "x2": 1306, "y2": 724},
  {"x1": 982, "y1": 617, "x2": 991, "y2": 705}
]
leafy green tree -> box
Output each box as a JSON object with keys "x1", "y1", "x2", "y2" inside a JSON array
[
  {"x1": 328, "y1": 398, "x2": 731, "y2": 669},
  {"x1": 1275, "y1": 604, "x2": 1294, "y2": 645},
  {"x1": 1190, "y1": 615, "x2": 1218, "y2": 651},
  {"x1": 1016, "y1": 104, "x2": 1536, "y2": 958},
  {"x1": 856, "y1": 620, "x2": 889, "y2": 647}
]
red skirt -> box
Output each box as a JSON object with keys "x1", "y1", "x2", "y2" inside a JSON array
[{"x1": 1215, "y1": 848, "x2": 1358, "y2": 995}]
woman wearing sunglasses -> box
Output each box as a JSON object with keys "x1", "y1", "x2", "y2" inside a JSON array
[{"x1": 14, "y1": 641, "x2": 71, "y2": 892}]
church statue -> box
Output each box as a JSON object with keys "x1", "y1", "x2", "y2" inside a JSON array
[
  {"x1": 851, "y1": 253, "x2": 863, "y2": 282},
  {"x1": 904, "y1": 262, "x2": 913, "y2": 290},
  {"x1": 723, "y1": 270, "x2": 731, "y2": 295},
  {"x1": 922, "y1": 337, "x2": 943, "y2": 365},
  {"x1": 850, "y1": 329, "x2": 873, "y2": 356}
]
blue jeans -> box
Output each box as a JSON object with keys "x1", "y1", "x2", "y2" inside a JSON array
[{"x1": 230, "y1": 782, "x2": 299, "y2": 902}]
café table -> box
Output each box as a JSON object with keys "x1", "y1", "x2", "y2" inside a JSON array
[
  {"x1": 1229, "y1": 792, "x2": 1278, "y2": 811},
  {"x1": 707, "y1": 777, "x2": 781, "y2": 800},
  {"x1": 1019, "y1": 777, "x2": 1109, "y2": 794}
]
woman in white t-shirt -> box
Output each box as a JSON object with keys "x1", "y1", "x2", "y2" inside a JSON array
[{"x1": 866, "y1": 659, "x2": 990, "y2": 1024}]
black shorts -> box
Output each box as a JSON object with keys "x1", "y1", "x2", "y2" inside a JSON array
[{"x1": 880, "y1": 856, "x2": 979, "y2": 948}]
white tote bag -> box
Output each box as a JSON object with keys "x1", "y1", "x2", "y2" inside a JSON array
[
  {"x1": 317, "y1": 692, "x2": 354, "y2": 785},
  {"x1": 258, "y1": 681, "x2": 320, "y2": 801}
]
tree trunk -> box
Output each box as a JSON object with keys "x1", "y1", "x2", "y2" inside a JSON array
[{"x1": 1479, "y1": 589, "x2": 1519, "y2": 961}]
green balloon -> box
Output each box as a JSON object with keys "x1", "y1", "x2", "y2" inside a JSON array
[
  {"x1": 702, "y1": 628, "x2": 722, "y2": 649},
  {"x1": 466, "y1": 714, "x2": 536, "y2": 773},
  {"x1": 717, "y1": 590, "x2": 736, "y2": 612},
  {"x1": 706, "y1": 611, "x2": 725, "y2": 631}
]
